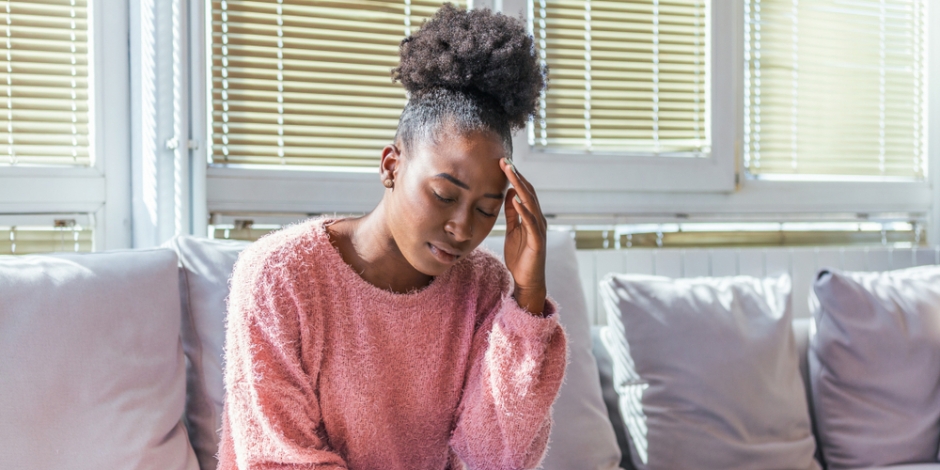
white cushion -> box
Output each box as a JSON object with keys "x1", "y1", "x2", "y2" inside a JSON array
[
  {"x1": 600, "y1": 273, "x2": 819, "y2": 470},
  {"x1": 810, "y1": 267, "x2": 940, "y2": 469},
  {"x1": 167, "y1": 237, "x2": 250, "y2": 470},
  {"x1": 483, "y1": 231, "x2": 622, "y2": 470},
  {"x1": 0, "y1": 249, "x2": 198, "y2": 470}
]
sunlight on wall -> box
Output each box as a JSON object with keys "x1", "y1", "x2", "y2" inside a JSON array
[
  {"x1": 599, "y1": 323, "x2": 650, "y2": 465},
  {"x1": 140, "y1": 0, "x2": 158, "y2": 226}
]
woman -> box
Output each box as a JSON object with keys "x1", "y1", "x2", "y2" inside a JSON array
[{"x1": 217, "y1": 5, "x2": 568, "y2": 469}]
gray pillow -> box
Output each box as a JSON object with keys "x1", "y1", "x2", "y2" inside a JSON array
[
  {"x1": 810, "y1": 267, "x2": 940, "y2": 469},
  {"x1": 600, "y1": 273, "x2": 819, "y2": 470},
  {"x1": 167, "y1": 236, "x2": 250, "y2": 470},
  {"x1": 0, "y1": 249, "x2": 198, "y2": 470}
]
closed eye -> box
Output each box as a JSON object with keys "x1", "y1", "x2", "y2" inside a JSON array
[
  {"x1": 477, "y1": 208, "x2": 496, "y2": 218},
  {"x1": 433, "y1": 192, "x2": 455, "y2": 203}
]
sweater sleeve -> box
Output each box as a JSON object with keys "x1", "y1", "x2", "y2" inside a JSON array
[
  {"x1": 449, "y1": 262, "x2": 569, "y2": 470},
  {"x1": 220, "y1": 247, "x2": 348, "y2": 470}
]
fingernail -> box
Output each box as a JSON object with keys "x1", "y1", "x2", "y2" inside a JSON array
[{"x1": 514, "y1": 195, "x2": 522, "y2": 204}]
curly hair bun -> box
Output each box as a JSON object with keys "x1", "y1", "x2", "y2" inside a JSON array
[{"x1": 392, "y1": 3, "x2": 546, "y2": 131}]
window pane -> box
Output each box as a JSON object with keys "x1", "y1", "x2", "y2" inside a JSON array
[
  {"x1": 744, "y1": 0, "x2": 928, "y2": 178},
  {"x1": 209, "y1": 0, "x2": 464, "y2": 168},
  {"x1": 0, "y1": 0, "x2": 91, "y2": 166},
  {"x1": 530, "y1": 0, "x2": 709, "y2": 155}
]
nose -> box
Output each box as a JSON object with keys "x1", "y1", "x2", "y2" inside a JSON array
[{"x1": 445, "y1": 207, "x2": 473, "y2": 243}]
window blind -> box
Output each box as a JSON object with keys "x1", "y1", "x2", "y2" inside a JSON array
[
  {"x1": 0, "y1": 225, "x2": 93, "y2": 254},
  {"x1": 210, "y1": 0, "x2": 463, "y2": 168},
  {"x1": 529, "y1": 0, "x2": 708, "y2": 154},
  {"x1": 0, "y1": 0, "x2": 90, "y2": 166},
  {"x1": 573, "y1": 223, "x2": 922, "y2": 249},
  {"x1": 744, "y1": 0, "x2": 927, "y2": 178},
  {"x1": 211, "y1": 224, "x2": 278, "y2": 241}
]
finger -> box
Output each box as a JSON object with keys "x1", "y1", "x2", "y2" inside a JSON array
[
  {"x1": 503, "y1": 158, "x2": 538, "y2": 198},
  {"x1": 512, "y1": 191, "x2": 544, "y2": 240},
  {"x1": 504, "y1": 187, "x2": 522, "y2": 233},
  {"x1": 501, "y1": 161, "x2": 547, "y2": 231},
  {"x1": 502, "y1": 159, "x2": 544, "y2": 223},
  {"x1": 501, "y1": 158, "x2": 532, "y2": 197},
  {"x1": 509, "y1": 184, "x2": 546, "y2": 233}
]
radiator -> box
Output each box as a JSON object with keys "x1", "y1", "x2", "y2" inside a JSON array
[{"x1": 575, "y1": 246, "x2": 940, "y2": 326}]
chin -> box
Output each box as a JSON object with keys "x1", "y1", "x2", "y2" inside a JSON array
[
  {"x1": 414, "y1": 258, "x2": 449, "y2": 277},
  {"x1": 406, "y1": 247, "x2": 452, "y2": 277}
]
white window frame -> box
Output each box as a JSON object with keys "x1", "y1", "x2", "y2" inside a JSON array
[
  {"x1": 930, "y1": 0, "x2": 940, "y2": 246},
  {"x1": 195, "y1": 0, "x2": 936, "y2": 241},
  {"x1": 129, "y1": 0, "x2": 195, "y2": 248},
  {"x1": 503, "y1": 0, "x2": 735, "y2": 193},
  {"x1": 0, "y1": 0, "x2": 132, "y2": 251}
]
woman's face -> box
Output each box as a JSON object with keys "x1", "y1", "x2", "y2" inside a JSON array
[{"x1": 381, "y1": 129, "x2": 509, "y2": 276}]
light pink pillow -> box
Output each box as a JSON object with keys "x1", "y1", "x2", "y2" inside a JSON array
[
  {"x1": 810, "y1": 266, "x2": 940, "y2": 469},
  {"x1": 0, "y1": 249, "x2": 198, "y2": 470}
]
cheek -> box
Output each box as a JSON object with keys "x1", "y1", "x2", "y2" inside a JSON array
[
  {"x1": 475, "y1": 217, "x2": 498, "y2": 242},
  {"x1": 396, "y1": 185, "x2": 445, "y2": 235}
]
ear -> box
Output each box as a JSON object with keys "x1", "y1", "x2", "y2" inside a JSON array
[{"x1": 380, "y1": 144, "x2": 402, "y2": 184}]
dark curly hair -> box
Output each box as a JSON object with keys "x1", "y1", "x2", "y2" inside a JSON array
[{"x1": 391, "y1": 3, "x2": 546, "y2": 155}]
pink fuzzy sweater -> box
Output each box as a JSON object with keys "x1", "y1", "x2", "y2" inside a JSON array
[{"x1": 216, "y1": 218, "x2": 568, "y2": 470}]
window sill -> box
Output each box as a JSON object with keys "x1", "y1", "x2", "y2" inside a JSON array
[{"x1": 206, "y1": 165, "x2": 929, "y2": 217}]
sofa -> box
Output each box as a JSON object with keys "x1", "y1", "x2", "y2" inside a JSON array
[{"x1": 2, "y1": 228, "x2": 939, "y2": 470}]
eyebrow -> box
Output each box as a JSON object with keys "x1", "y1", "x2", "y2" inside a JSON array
[{"x1": 434, "y1": 173, "x2": 503, "y2": 199}]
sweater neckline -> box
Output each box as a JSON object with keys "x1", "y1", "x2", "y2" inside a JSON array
[{"x1": 314, "y1": 217, "x2": 458, "y2": 301}]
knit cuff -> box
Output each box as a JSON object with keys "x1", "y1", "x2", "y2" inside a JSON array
[{"x1": 498, "y1": 295, "x2": 561, "y2": 343}]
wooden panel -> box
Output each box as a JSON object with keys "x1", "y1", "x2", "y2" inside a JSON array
[
  {"x1": 790, "y1": 249, "x2": 818, "y2": 319},
  {"x1": 914, "y1": 247, "x2": 938, "y2": 266},
  {"x1": 654, "y1": 250, "x2": 684, "y2": 278},
  {"x1": 738, "y1": 249, "x2": 765, "y2": 277},
  {"x1": 623, "y1": 250, "x2": 655, "y2": 275},
  {"x1": 815, "y1": 248, "x2": 843, "y2": 272},
  {"x1": 575, "y1": 250, "x2": 599, "y2": 324},
  {"x1": 891, "y1": 248, "x2": 914, "y2": 270},
  {"x1": 683, "y1": 250, "x2": 711, "y2": 278},
  {"x1": 710, "y1": 249, "x2": 739, "y2": 277},
  {"x1": 841, "y1": 247, "x2": 869, "y2": 271},
  {"x1": 765, "y1": 250, "x2": 791, "y2": 278},
  {"x1": 867, "y1": 249, "x2": 892, "y2": 271}
]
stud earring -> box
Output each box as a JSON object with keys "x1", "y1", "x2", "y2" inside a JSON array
[{"x1": 383, "y1": 179, "x2": 394, "y2": 188}]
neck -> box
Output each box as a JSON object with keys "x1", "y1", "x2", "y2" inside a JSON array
[{"x1": 330, "y1": 201, "x2": 434, "y2": 294}]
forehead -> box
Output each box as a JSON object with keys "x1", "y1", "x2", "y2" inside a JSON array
[{"x1": 412, "y1": 130, "x2": 508, "y2": 184}]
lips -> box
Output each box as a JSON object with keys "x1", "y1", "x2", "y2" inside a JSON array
[{"x1": 427, "y1": 242, "x2": 460, "y2": 264}]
